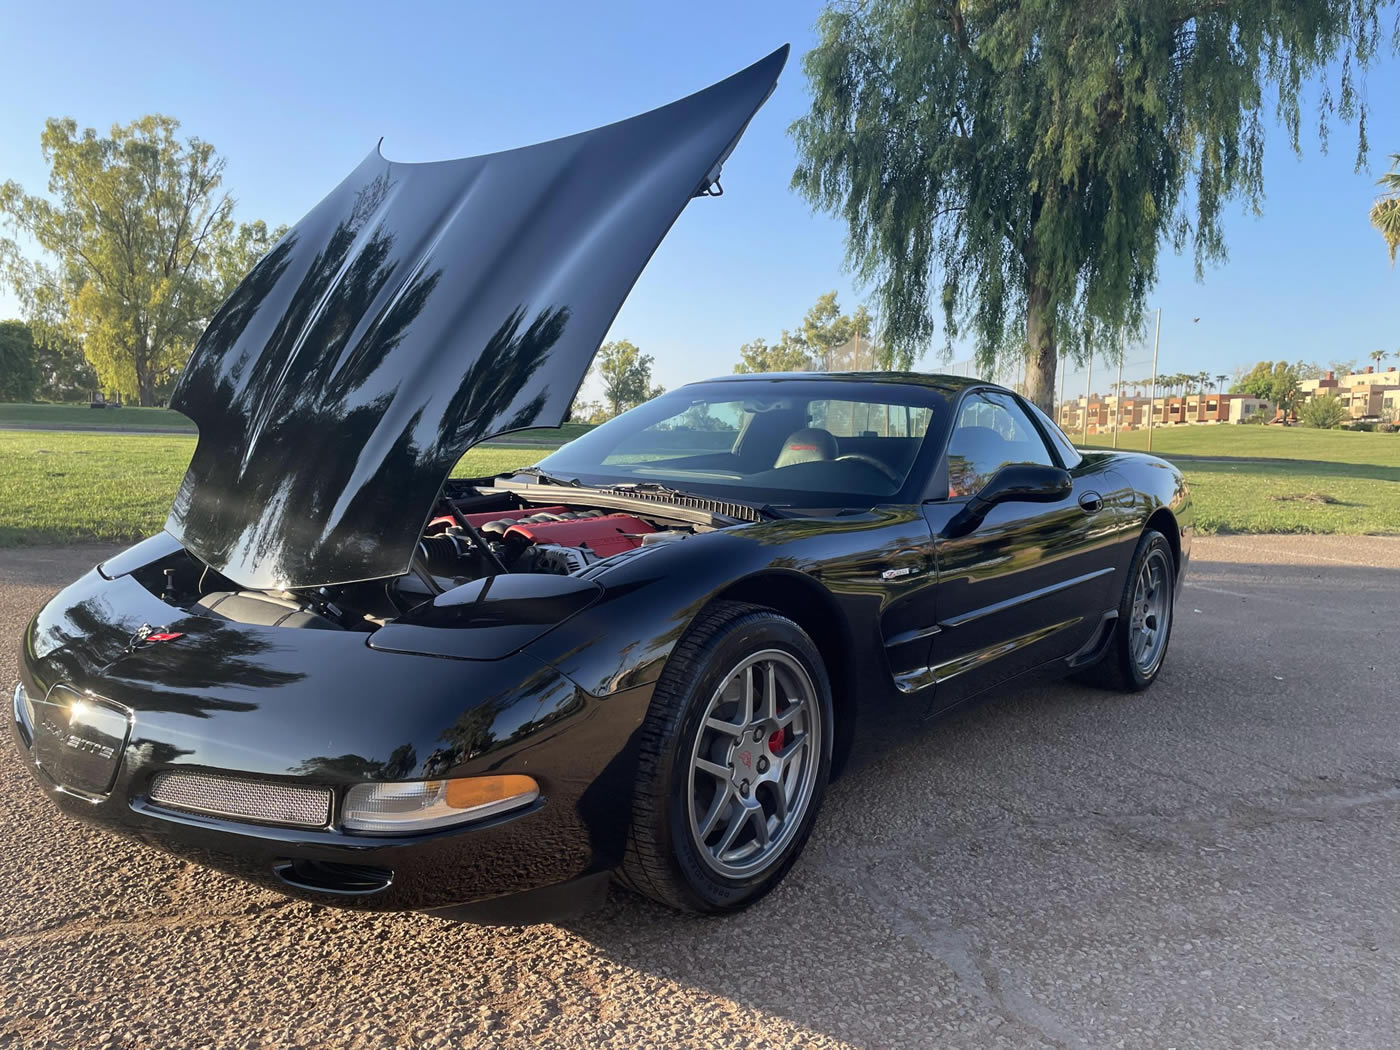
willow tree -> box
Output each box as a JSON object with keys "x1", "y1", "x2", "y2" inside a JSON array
[{"x1": 792, "y1": 0, "x2": 1396, "y2": 410}]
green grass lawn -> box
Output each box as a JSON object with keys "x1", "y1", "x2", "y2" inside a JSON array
[
  {"x1": 0, "y1": 402, "x2": 197, "y2": 430},
  {"x1": 1080, "y1": 423, "x2": 1397, "y2": 465},
  {"x1": 1081, "y1": 426, "x2": 1399, "y2": 535},
  {"x1": 0, "y1": 423, "x2": 1393, "y2": 548},
  {"x1": 0, "y1": 402, "x2": 594, "y2": 445},
  {"x1": 0, "y1": 432, "x2": 550, "y2": 547}
]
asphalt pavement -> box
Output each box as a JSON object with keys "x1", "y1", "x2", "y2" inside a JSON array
[{"x1": 1, "y1": 534, "x2": 1396, "y2": 1050}]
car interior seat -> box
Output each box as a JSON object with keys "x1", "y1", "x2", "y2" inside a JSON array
[{"x1": 774, "y1": 427, "x2": 839, "y2": 469}]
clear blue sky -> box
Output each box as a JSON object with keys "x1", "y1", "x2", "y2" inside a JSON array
[{"x1": 1, "y1": 0, "x2": 1396, "y2": 396}]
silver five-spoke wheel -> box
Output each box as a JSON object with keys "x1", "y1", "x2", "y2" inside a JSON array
[
  {"x1": 686, "y1": 649, "x2": 822, "y2": 878},
  {"x1": 1129, "y1": 548, "x2": 1172, "y2": 676}
]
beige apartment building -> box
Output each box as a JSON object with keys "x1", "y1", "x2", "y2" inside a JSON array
[
  {"x1": 1058, "y1": 392, "x2": 1271, "y2": 433},
  {"x1": 1056, "y1": 365, "x2": 1396, "y2": 434},
  {"x1": 1298, "y1": 365, "x2": 1400, "y2": 420}
]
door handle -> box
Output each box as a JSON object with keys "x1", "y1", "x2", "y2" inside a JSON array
[{"x1": 1078, "y1": 492, "x2": 1104, "y2": 513}]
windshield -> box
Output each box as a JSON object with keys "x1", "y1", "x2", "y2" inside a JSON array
[{"x1": 535, "y1": 379, "x2": 953, "y2": 506}]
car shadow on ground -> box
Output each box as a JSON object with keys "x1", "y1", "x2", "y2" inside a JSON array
[{"x1": 557, "y1": 681, "x2": 1145, "y2": 1049}]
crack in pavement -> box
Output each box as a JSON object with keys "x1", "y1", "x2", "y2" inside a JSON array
[
  {"x1": 807, "y1": 776, "x2": 1400, "y2": 1050},
  {"x1": 822, "y1": 864, "x2": 1086, "y2": 1050}
]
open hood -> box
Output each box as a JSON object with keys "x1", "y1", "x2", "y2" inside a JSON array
[{"x1": 166, "y1": 46, "x2": 787, "y2": 590}]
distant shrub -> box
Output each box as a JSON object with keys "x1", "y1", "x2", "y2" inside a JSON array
[{"x1": 1299, "y1": 394, "x2": 1347, "y2": 429}]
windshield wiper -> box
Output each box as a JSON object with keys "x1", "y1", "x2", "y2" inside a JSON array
[{"x1": 508, "y1": 466, "x2": 580, "y2": 487}]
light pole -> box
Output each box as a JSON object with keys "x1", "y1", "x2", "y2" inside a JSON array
[
  {"x1": 1082, "y1": 351, "x2": 1093, "y2": 445},
  {"x1": 1113, "y1": 330, "x2": 1125, "y2": 449},
  {"x1": 1057, "y1": 351, "x2": 1067, "y2": 428},
  {"x1": 1146, "y1": 308, "x2": 1162, "y2": 453}
]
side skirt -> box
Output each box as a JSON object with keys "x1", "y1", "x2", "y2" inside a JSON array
[{"x1": 895, "y1": 615, "x2": 1084, "y2": 696}]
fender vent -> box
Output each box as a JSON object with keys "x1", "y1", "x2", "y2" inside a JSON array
[{"x1": 150, "y1": 771, "x2": 331, "y2": 828}]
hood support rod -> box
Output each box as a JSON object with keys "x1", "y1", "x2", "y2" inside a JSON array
[{"x1": 441, "y1": 497, "x2": 511, "y2": 578}]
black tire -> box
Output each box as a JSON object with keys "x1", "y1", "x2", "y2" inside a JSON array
[
  {"x1": 1078, "y1": 529, "x2": 1177, "y2": 692},
  {"x1": 618, "y1": 600, "x2": 834, "y2": 914}
]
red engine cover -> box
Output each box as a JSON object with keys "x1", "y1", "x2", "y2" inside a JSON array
[
  {"x1": 505, "y1": 514, "x2": 655, "y2": 557},
  {"x1": 428, "y1": 505, "x2": 572, "y2": 531}
]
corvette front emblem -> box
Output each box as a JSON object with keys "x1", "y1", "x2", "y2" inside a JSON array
[{"x1": 124, "y1": 624, "x2": 184, "y2": 653}]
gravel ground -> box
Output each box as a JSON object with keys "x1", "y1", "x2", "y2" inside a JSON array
[{"x1": 1, "y1": 534, "x2": 1396, "y2": 1050}]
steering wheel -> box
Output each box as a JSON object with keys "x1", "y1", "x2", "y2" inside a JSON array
[{"x1": 835, "y1": 454, "x2": 902, "y2": 485}]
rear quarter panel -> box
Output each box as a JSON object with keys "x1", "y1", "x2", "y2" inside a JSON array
[{"x1": 1100, "y1": 450, "x2": 1193, "y2": 581}]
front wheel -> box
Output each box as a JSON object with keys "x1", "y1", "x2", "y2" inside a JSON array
[
  {"x1": 1080, "y1": 529, "x2": 1177, "y2": 692},
  {"x1": 619, "y1": 601, "x2": 833, "y2": 913}
]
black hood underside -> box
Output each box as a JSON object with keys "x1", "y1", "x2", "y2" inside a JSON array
[{"x1": 166, "y1": 46, "x2": 787, "y2": 590}]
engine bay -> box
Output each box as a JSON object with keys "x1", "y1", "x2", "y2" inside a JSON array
[
  {"x1": 133, "y1": 490, "x2": 704, "y2": 633},
  {"x1": 419, "y1": 505, "x2": 667, "y2": 579}
]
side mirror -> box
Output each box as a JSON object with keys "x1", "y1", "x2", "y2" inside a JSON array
[{"x1": 942, "y1": 463, "x2": 1072, "y2": 538}]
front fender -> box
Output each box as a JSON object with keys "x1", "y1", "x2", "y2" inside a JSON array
[{"x1": 521, "y1": 509, "x2": 929, "y2": 699}]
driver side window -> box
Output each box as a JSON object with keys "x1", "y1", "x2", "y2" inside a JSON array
[{"x1": 946, "y1": 392, "x2": 1054, "y2": 498}]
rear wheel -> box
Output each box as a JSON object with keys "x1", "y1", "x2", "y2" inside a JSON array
[
  {"x1": 1080, "y1": 529, "x2": 1176, "y2": 692},
  {"x1": 620, "y1": 601, "x2": 833, "y2": 913}
]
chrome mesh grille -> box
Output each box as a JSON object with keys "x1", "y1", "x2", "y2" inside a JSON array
[{"x1": 149, "y1": 771, "x2": 331, "y2": 828}]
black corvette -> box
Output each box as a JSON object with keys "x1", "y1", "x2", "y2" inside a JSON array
[{"x1": 10, "y1": 47, "x2": 1190, "y2": 923}]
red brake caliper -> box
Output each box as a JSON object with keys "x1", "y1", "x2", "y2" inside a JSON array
[{"x1": 768, "y1": 728, "x2": 785, "y2": 755}]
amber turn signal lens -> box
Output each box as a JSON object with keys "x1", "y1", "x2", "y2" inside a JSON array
[
  {"x1": 445, "y1": 774, "x2": 539, "y2": 810},
  {"x1": 342, "y1": 774, "x2": 540, "y2": 834}
]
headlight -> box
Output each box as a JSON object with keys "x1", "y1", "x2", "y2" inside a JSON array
[{"x1": 341, "y1": 774, "x2": 539, "y2": 834}]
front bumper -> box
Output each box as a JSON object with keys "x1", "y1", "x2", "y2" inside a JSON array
[{"x1": 11, "y1": 566, "x2": 653, "y2": 920}]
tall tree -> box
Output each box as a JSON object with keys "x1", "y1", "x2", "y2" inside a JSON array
[
  {"x1": 800, "y1": 291, "x2": 874, "y2": 369},
  {"x1": 1215, "y1": 373, "x2": 1229, "y2": 392},
  {"x1": 0, "y1": 115, "x2": 284, "y2": 405},
  {"x1": 733, "y1": 331, "x2": 816, "y2": 373},
  {"x1": 1372, "y1": 153, "x2": 1400, "y2": 262},
  {"x1": 592, "y1": 339, "x2": 664, "y2": 418},
  {"x1": 0, "y1": 320, "x2": 41, "y2": 402},
  {"x1": 1234, "y1": 359, "x2": 1308, "y2": 412},
  {"x1": 1371, "y1": 348, "x2": 1388, "y2": 369},
  {"x1": 791, "y1": 0, "x2": 1394, "y2": 410}
]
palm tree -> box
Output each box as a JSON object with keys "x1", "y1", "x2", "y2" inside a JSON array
[
  {"x1": 1215, "y1": 373, "x2": 1229, "y2": 392},
  {"x1": 1162, "y1": 373, "x2": 1181, "y2": 422},
  {"x1": 1372, "y1": 154, "x2": 1400, "y2": 263},
  {"x1": 1372, "y1": 349, "x2": 1388, "y2": 370}
]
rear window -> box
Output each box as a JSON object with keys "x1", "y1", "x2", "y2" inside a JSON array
[{"x1": 808, "y1": 400, "x2": 934, "y2": 438}]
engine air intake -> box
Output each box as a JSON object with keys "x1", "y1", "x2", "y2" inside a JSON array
[{"x1": 149, "y1": 771, "x2": 332, "y2": 828}]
